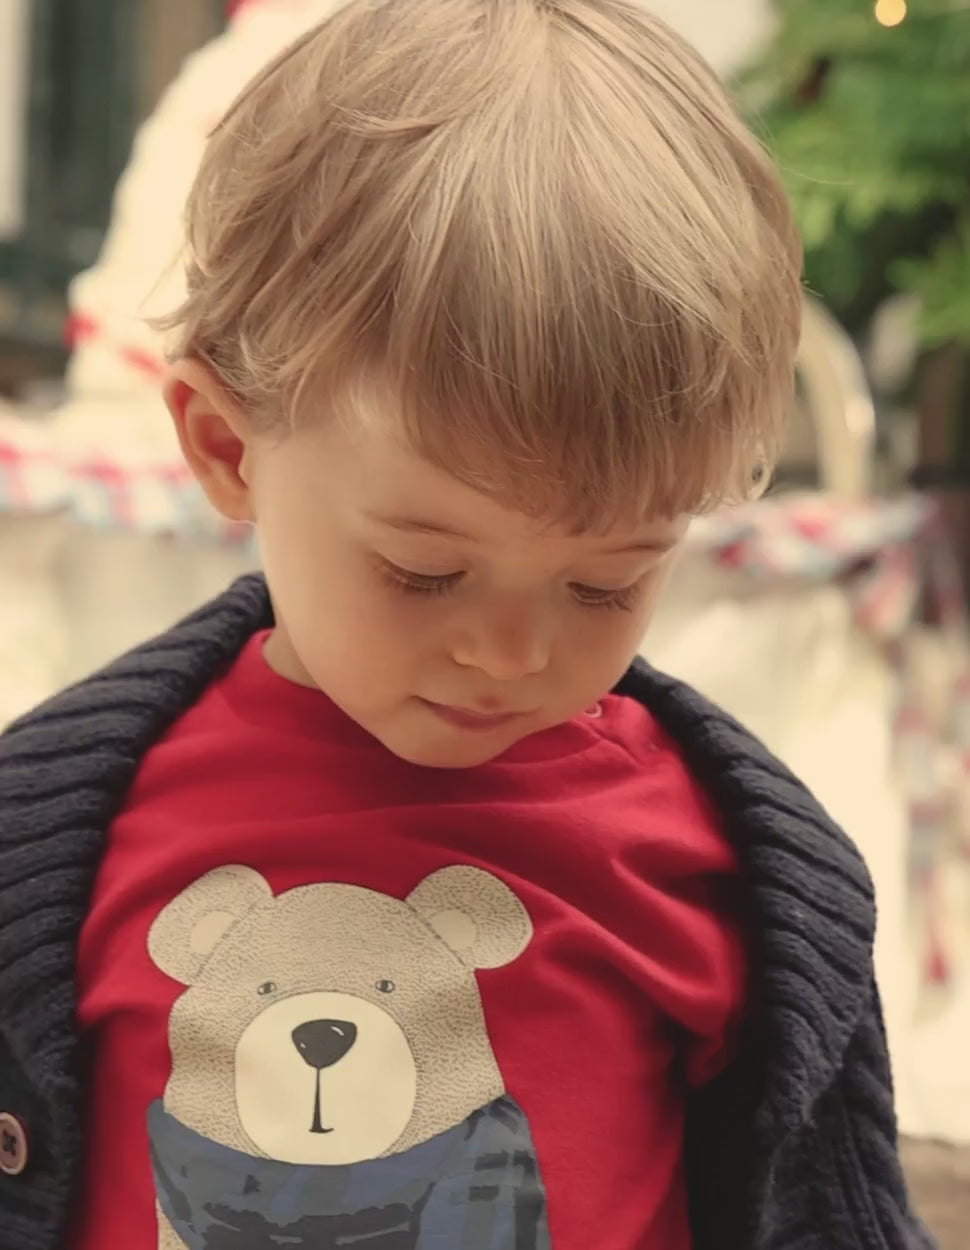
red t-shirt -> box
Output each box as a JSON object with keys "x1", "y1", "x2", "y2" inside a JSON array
[{"x1": 73, "y1": 632, "x2": 744, "y2": 1250}]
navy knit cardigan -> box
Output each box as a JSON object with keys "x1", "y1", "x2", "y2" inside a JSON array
[{"x1": 0, "y1": 575, "x2": 934, "y2": 1249}]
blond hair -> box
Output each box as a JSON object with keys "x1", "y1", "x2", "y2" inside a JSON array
[{"x1": 162, "y1": 0, "x2": 802, "y2": 525}]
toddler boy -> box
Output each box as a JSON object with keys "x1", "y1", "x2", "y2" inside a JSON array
[{"x1": 0, "y1": 3, "x2": 930, "y2": 1249}]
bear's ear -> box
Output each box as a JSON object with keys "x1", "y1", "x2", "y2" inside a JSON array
[
  {"x1": 407, "y1": 866, "x2": 532, "y2": 970},
  {"x1": 148, "y1": 865, "x2": 271, "y2": 985}
]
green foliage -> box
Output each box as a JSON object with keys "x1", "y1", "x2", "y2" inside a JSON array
[
  {"x1": 894, "y1": 217, "x2": 970, "y2": 345},
  {"x1": 737, "y1": 1, "x2": 970, "y2": 347}
]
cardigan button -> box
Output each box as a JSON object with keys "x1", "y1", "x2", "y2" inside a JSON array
[{"x1": 0, "y1": 1113, "x2": 28, "y2": 1177}]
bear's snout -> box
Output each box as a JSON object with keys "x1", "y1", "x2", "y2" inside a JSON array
[{"x1": 292, "y1": 1019, "x2": 358, "y2": 1071}]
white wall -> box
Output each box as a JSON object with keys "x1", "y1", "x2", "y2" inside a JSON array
[
  {"x1": 0, "y1": 0, "x2": 30, "y2": 240},
  {"x1": 646, "y1": 0, "x2": 774, "y2": 76}
]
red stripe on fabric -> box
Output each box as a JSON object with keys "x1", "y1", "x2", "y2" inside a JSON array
[
  {"x1": 65, "y1": 312, "x2": 99, "y2": 348},
  {"x1": 83, "y1": 458, "x2": 137, "y2": 528},
  {"x1": 716, "y1": 540, "x2": 747, "y2": 569},
  {"x1": 120, "y1": 347, "x2": 166, "y2": 381},
  {"x1": 0, "y1": 443, "x2": 31, "y2": 509}
]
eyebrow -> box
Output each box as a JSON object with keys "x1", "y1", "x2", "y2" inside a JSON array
[
  {"x1": 374, "y1": 515, "x2": 476, "y2": 540},
  {"x1": 370, "y1": 514, "x2": 677, "y2": 554}
]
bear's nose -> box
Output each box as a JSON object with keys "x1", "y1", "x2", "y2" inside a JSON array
[{"x1": 291, "y1": 1020, "x2": 357, "y2": 1071}]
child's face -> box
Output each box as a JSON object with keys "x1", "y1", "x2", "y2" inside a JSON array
[{"x1": 169, "y1": 367, "x2": 686, "y2": 769}]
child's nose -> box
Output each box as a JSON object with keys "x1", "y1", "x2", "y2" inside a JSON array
[{"x1": 451, "y1": 602, "x2": 552, "y2": 681}]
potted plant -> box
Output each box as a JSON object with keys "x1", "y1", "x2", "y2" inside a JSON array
[{"x1": 736, "y1": 0, "x2": 970, "y2": 577}]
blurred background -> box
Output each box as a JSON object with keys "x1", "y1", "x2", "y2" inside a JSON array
[{"x1": 1, "y1": 1, "x2": 969, "y2": 1241}]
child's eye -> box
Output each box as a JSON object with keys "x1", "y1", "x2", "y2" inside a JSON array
[
  {"x1": 381, "y1": 561, "x2": 464, "y2": 596},
  {"x1": 570, "y1": 581, "x2": 644, "y2": 612}
]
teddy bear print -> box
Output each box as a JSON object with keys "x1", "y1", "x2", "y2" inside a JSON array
[{"x1": 146, "y1": 864, "x2": 550, "y2": 1250}]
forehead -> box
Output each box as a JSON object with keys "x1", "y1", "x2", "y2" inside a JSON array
[{"x1": 308, "y1": 389, "x2": 684, "y2": 546}]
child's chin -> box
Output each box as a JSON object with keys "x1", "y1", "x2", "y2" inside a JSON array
[{"x1": 384, "y1": 728, "x2": 519, "y2": 771}]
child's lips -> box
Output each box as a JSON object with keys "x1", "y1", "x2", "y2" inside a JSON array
[{"x1": 417, "y1": 699, "x2": 530, "y2": 732}]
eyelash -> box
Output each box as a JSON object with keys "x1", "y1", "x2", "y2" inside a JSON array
[
  {"x1": 570, "y1": 583, "x2": 644, "y2": 612},
  {"x1": 380, "y1": 563, "x2": 464, "y2": 597},
  {"x1": 379, "y1": 562, "x2": 644, "y2": 612}
]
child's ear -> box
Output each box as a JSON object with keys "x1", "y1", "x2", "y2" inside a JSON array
[{"x1": 163, "y1": 357, "x2": 257, "y2": 524}]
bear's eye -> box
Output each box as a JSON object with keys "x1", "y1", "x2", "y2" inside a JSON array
[
  {"x1": 375, "y1": 979, "x2": 396, "y2": 994},
  {"x1": 257, "y1": 981, "x2": 278, "y2": 997}
]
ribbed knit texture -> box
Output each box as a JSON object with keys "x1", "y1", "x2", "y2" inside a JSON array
[{"x1": 0, "y1": 575, "x2": 933, "y2": 1249}]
